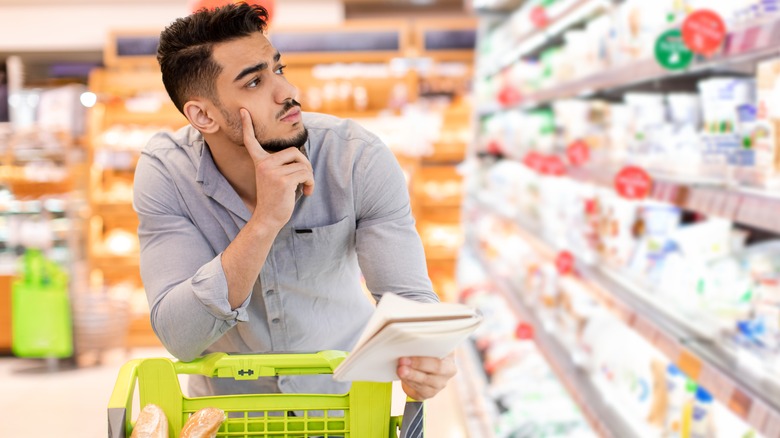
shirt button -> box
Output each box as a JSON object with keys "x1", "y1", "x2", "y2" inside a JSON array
[
  {"x1": 272, "y1": 318, "x2": 280, "y2": 324},
  {"x1": 266, "y1": 290, "x2": 275, "y2": 296}
]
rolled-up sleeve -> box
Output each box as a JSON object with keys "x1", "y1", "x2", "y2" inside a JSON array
[
  {"x1": 133, "y1": 152, "x2": 250, "y2": 361},
  {"x1": 354, "y1": 142, "x2": 439, "y2": 304}
]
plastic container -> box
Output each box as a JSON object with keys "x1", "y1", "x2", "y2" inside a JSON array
[{"x1": 108, "y1": 351, "x2": 419, "y2": 438}]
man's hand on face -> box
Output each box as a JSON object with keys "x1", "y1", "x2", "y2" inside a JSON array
[
  {"x1": 397, "y1": 353, "x2": 457, "y2": 400},
  {"x1": 240, "y1": 108, "x2": 314, "y2": 229}
]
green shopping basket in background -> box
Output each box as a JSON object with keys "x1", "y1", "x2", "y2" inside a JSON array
[
  {"x1": 11, "y1": 248, "x2": 73, "y2": 358},
  {"x1": 108, "y1": 351, "x2": 424, "y2": 438}
]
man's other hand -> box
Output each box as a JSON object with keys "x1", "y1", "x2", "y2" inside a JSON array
[{"x1": 397, "y1": 353, "x2": 457, "y2": 400}]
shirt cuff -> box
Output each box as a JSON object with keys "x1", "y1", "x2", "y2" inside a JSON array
[{"x1": 191, "y1": 253, "x2": 250, "y2": 322}]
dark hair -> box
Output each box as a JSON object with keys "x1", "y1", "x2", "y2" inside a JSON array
[{"x1": 157, "y1": 3, "x2": 269, "y2": 113}]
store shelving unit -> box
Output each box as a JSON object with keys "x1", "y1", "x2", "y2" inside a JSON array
[
  {"x1": 453, "y1": 343, "x2": 499, "y2": 438},
  {"x1": 469, "y1": 1, "x2": 780, "y2": 436},
  {"x1": 469, "y1": 194, "x2": 780, "y2": 437},
  {"x1": 565, "y1": 164, "x2": 780, "y2": 236},
  {"x1": 483, "y1": 0, "x2": 614, "y2": 77},
  {"x1": 479, "y1": 0, "x2": 780, "y2": 116},
  {"x1": 470, "y1": 247, "x2": 639, "y2": 438}
]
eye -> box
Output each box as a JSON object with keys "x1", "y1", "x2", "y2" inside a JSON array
[
  {"x1": 275, "y1": 64, "x2": 287, "y2": 75},
  {"x1": 246, "y1": 77, "x2": 260, "y2": 88}
]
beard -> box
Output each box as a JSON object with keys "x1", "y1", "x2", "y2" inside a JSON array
[
  {"x1": 222, "y1": 101, "x2": 308, "y2": 153},
  {"x1": 259, "y1": 128, "x2": 309, "y2": 152}
]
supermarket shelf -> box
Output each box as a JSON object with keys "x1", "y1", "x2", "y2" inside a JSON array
[
  {"x1": 566, "y1": 164, "x2": 780, "y2": 235},
  {"x1": 482, "y1": 154, "x2": 780, "y2": 236},
  {"x1": 471, "y1": 195, "x2": 780, "y2": 437},
  {"x1": 479, "y1": 14, "x2": 780, "y2": 115},
  {"x1": 485, "y1": 0, "x2": 613, "y2": 78},
  {"x1": 471, "y1": 244, "x2": 636, "y2": 438},
  {"x1": 473, "y1": 0, "x2": 526, "y2": 15},
  {"x1": 453, "y1": 343, "x2": 498, "y2": 438}
]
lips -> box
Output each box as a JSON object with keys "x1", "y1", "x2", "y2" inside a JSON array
[{"x1": 280, "y1": 107, "x2": 301, "y2": 122}]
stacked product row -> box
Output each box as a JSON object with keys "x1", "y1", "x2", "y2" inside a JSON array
[
  {"x1": 460, "y1": 190, "x2": 762, "y2": 437},
  {"x1": 479, "y1": 59, "x2": 780, "y2": 189}
]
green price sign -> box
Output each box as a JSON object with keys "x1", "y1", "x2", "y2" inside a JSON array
[{"x1": 655, "y1": 29, "x2": 694, "y2": 70}]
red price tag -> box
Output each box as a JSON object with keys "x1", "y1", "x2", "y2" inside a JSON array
[
  {"x1": 544, "y1": 155, "x2": 566, "y2": 176},
  {"x1": 682, "y1": 9, "x2": 727, "y2": 55},
  {"x1": 498, "y1": 84, "x2": 522, "y2": 106},
  {"x1": 487, "y1": 140, "x2": 503, "y2": 155},
  {"x1": 614, "y1": 166, "x2": 653, "y2": 200},
  {"x1": 515, "y1": 322, "x2": 534, "y2": 340},
  {"x1": 523, "y1": 151, "x2": 544, "y2": 172},
  {"x1": 566, "y1": 140, "x2": 590, "y2": 166},
  {"x1": 555, "y1": 251, "x2": 574, "y2": 275},
  {"x1": 530, "y1": 6, "x2": 549, "y2": 28}
]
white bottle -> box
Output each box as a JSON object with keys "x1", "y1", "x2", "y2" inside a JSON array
[
  {"x1": 689, "y1": 387, "x2": 716, "y2": 438},
  {"x1": 665, "y1": 364, "x2": 688, "y2": 437}
]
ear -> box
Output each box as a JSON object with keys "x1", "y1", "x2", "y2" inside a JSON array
[{"x1": 183, "y1": 100, "x2": 219, "y2": 134}]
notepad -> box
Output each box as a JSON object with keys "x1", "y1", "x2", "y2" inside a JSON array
[{"x1": 333, "y1": 293, "x2": 482, "y2": 382}]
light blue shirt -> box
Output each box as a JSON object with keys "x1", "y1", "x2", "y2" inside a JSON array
[{"x1": 133, "y1": 112, "x2": 437, "y2": 396}]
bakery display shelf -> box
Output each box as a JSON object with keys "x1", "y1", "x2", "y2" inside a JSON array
[
  {"x1": 471, "y1": 242, "x2": 637, "y2": 438},
  {"x1": 418, "y1": 198, "x2": 462, "y2": 209},
  {"x1": 91, "y1": 201, "x2": 135, "y2": 216},
  {"x1": 421, "y1": 246, "x2": 459, "y2": 261},
  {"x1": 454, "y1": 342, "x2": 499, "y2": 438},
  {"x1": 100, "y1": 108, "x2": 187, "y2": 129},
  {"x1": 478, "y1": 13, "x2": 780, "y2": 116},
  {"x1": 90, "y1": 253, "x2": 140, "y2": 269},
  {"x1": 471, "y1": 195, "x2": 780, "y2": 437}
]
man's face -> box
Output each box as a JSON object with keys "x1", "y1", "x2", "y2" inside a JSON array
[{"x1": 210, "y1": 32, "x2": 307, "y2": 152}]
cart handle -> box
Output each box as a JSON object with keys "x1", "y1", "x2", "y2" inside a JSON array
[
  {"x1": 108, "y1": 358, "x2": 143, "y2": 438},
  {"x1": 173, "y1": 350, "x2": 348, "y2": 380}
]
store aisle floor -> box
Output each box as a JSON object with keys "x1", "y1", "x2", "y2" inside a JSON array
[
  {"x1": 0, "y1": 348, "x2": 467, "y2": 437},
  {"x1": 0, "y1": 348, "x2": 173, "y2": 437}
]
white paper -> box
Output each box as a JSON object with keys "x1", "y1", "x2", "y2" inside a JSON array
[{"x1": 333, "y1": 293, "x2": 482, "y2": 382}]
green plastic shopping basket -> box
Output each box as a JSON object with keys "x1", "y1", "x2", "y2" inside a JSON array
[{"x1": 108, "y1": 350, "x2": 424, "y2": 438}]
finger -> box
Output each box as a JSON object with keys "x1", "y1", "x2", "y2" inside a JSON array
[
  {"x1": 399, "y1": 355, "x2": 457, "y2": 378},
  {"x1": 284, "y1": 169, "x2": 315, "y2": 196},
  {"x1": 267, "y1": 149, "x2": 314, "y2": 195},
  {"x1": 265, "y1": 147, "x2": 312, "y2": 169},
  {"x1": 240, "y1": 108, "x2": 269, "y2": 160},
  {"x1": 397, "y1": 364, "x2": 450, "y2": 386},
  {"x1": 400, "y1": 376, "x2": 445, "y2": 401}
]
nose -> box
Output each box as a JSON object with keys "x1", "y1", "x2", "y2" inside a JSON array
[{"x1": 274, "y1": 75, "x2": 298, "y2": 105}]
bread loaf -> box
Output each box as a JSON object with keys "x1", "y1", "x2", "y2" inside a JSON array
[
  {"x1": 180, "y1": 407, "x2": 226, "y2": 438},
  {"x1": 130, "y1": 404, "x2": 168, "y2": 438}
]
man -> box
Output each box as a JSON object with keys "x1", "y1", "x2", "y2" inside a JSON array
[{"x1": 133, "y1": 2, "x2": 456, "y2": 401}]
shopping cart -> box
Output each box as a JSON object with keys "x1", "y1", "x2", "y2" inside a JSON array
[{"x1": 108, "y1": 350, "x2": 424, "y2": 437}]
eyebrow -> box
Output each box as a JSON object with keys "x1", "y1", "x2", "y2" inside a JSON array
[{"x1": 233, "y1": 51, "x2": 281, "y2": 83}]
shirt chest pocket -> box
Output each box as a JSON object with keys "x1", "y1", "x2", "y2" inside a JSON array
[{"x1": 292, "y1": 216, "x2": 354, "y2": 280}]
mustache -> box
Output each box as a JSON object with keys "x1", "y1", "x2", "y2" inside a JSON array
[{"x1": 276, "y1": 99, "x2": 301, "y2": 119}]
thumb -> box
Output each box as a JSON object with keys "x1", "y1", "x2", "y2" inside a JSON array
[{"x1": 240, "y1": 108, "x2": 269, "y2": 161}]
